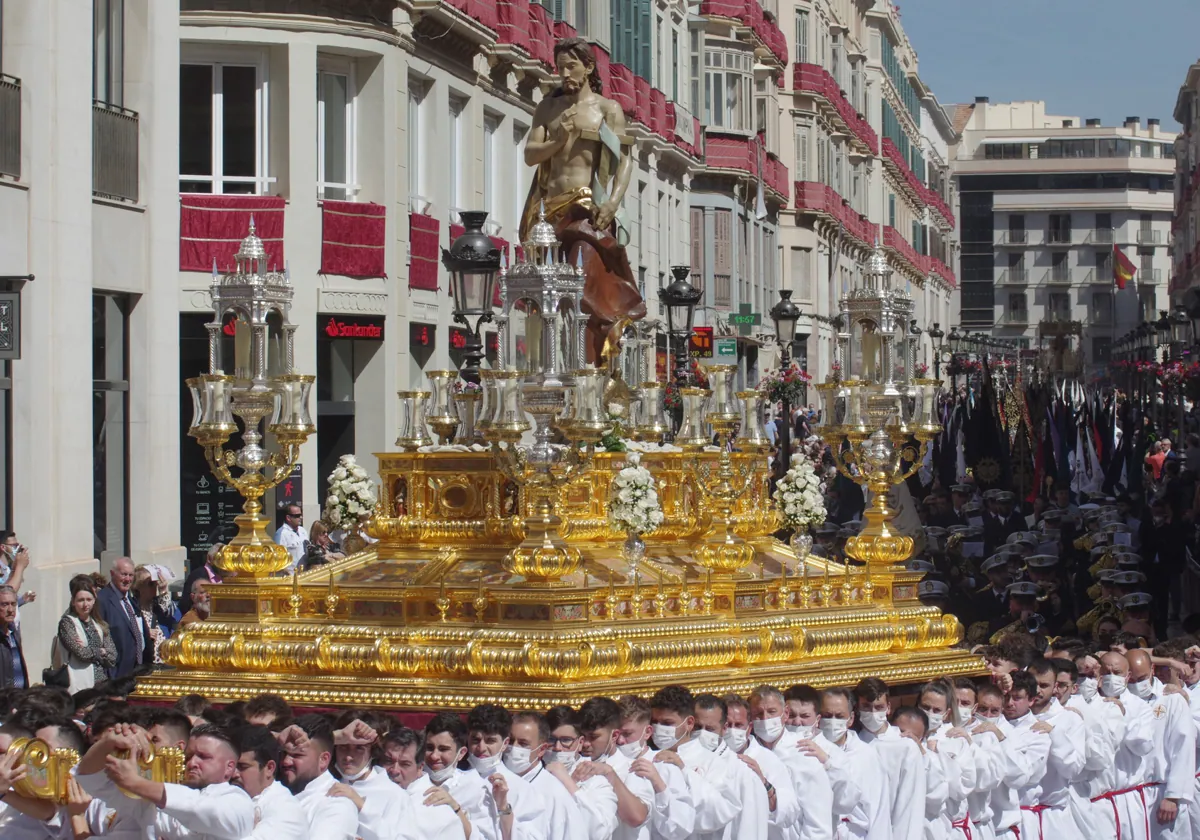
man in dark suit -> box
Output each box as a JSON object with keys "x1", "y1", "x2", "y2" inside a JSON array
[
  {"x1": 0, "y1": 585, "x2": 26, "y2": 689},
  {"x1": 98, "y1": 556, "x2": 150, "y2": 679}
]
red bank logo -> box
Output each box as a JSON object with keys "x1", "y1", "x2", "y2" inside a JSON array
[{"x1": 325, "y1": 317, "x2": 383, "y2": 339}]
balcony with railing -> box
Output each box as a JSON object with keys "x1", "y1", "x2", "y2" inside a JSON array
[
  {"x1": 1043, "y1": 268, "x2": 1075, "y2": 285},
  {"x1": 1141, "y1": 268, "x2": 1163, "y2": 284},
  {"x1": 1137, "y1": 228, "x2": 1163, "y2": 245},
  {"x1": 0, "y1": 75, "x2": 20, "y2": 179},
  {"x1": 791, "y1": 63, "x2": 878, "y2": 155},
  {"x1": 1045, "y1": 230, "x2": 1073, "y2": 246},
  {"x1": 93, "y1": 101, "x2": 139, "y2": 202},
  {"x1": 999, "y1": 309, "x2": 1030, "y2": 326},
  {"x1": 1084, "y1": 228, "x2": 1113, "y2": 246},
  {"x1": 996, "y1": 230, "x2": 1029, "y2": 246},
  {"x1": 997, "y1": 269, "x2": 1029, "y2": 285}
]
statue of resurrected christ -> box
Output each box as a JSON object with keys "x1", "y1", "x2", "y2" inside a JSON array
[{"x1": 520, "y1": 37, "x2": 647, "y2": 361}]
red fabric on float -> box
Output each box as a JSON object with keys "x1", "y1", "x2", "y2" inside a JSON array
[
  {"x1": 320, "y1": 201, "x2": 386, "y2": 278},
  {"x1": 180, "y1": 195, "x2": 285, "y2": 272}
]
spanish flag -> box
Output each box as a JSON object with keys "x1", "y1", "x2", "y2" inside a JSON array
[{"x1": 1114, "y1": 245, "x2": 1136, "y2": 290}]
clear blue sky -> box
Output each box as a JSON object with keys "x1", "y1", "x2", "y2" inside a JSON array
[{"x1": 897, "y1": 0, "x2": 1200, "y2": 129}]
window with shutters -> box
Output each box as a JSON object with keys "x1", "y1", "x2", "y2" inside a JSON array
[
  {"x1": 833, "y1": 144, "x2": 843, "y2": 197},
  {"x1": 714, "y1": 209, "x2": 732, "y2": 307},
  {"x1": 633, "y1": 183, "x2": 643, "y2": 254},
  {"x1": 851, "y1": 162, "x2": 861, "y2": 212},
  {"x1": 830, "y1": 33, "x2": 841, "y2": 89},
  {"x1": 690, "y1": 208, "x2": 705, "y2": 278},
  {"x1": 690, "y1": 28, "x2": 701, "y2": 115},
  {"x1": 739, "y1": 216, "x2": 749, "y2": 292},
  {"x1": 792, "y1": 248, "x2": 811, "y2": 302},
  {"x1": 1093, "y1": 292, "x2": 1113, "y2": 325},
  {"x1": 407, "y1": 76, "x2": 428, "y2": 204},
  {"x1": 795, "y1": 8, "x2": 809, "y2": 64},
  {"x1": 794, "y1": 122, "x2": 809, "y2": 182},
  {"x1": 850, "y1": 63, "x2": 862, "y2": 113},
  {"x1": 656, "y1": 13, "x2": 664, "y2": 89},
  {"x1": 888, "y1": 194, "x2": 896, "y2": 228},
  {"x1": 672, "y1": 32, "x2": 679, "y2": 102},
  {"x1": 816, "y1": 132, "x2": 827, "y2": 187}
]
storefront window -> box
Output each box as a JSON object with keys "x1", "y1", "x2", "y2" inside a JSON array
[{"x1": 93, "y1": 294, "x2": 130, "y2": 560}]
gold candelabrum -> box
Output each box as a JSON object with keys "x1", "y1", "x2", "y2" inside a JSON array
[
  {"x1": 816, "y1": 245, "x2": 943, "y2": 580},
  {"x1": 138, "y1": 224, "x2": 982, "y2": 712},
  {"x1": 185, "y1": 220, "x2": 316, "y2": 578}
]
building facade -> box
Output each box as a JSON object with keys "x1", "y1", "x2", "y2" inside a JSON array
[
  {"x1": 951, "y1": 99, "x2": 1174, "y2": 378},
  {"x1": 1172, "y1": 62, "x2": 1200, "y2": 305},
  {"x1": 781, "y1": 0, "x2": 959, "y2": 391}
]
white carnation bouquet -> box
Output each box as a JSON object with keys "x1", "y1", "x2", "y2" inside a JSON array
[
  {"x1": 607, "y1": 452, "x2": 664, "y2": 535},
  {"x1": 773, "y1": 454, "x2": 827, "y2": 531},
  {"x1": 323, "y1": 454, "x2": 378, "y2": 528}
]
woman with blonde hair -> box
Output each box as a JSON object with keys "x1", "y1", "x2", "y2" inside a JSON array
[{"x1": 54, "y1": 574, "x2": 117, "y2": 694}]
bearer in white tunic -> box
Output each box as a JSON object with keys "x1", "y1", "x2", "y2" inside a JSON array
[
  {"x1": 613, "y1": 695, "x2": 697, "y2": 840},
  {"x1": 960, "y1": 683, "x2": 1007, "y2": 840},
  {"x1": 327, "y1": 713, "x2": 415, "y2": 840},
  {"x1": 505, "y1": 712, "x2": 586, "y2": 840},
  {"x1": 649, "y1": 687, "x2": 767, "y2": 840},
  {"x1": 230, "y1": 726, "x2": 308, "y2": 840},
  {"x1": 746, "y1": 686, "x2": 834, "y2": 840},
  {"x1": 891, "y1": 708, "x2": 949, "y2": 840},
  {"x1": 813, "y1": 688, "x2": 891, "y2": 840},
  {"x1": 1091, "y1": 653, "x2": 1156, "y2": 840},
  {"x1": 786, "y1": 686, "x2": 863, "y2": 825},
  {"x1": 1023, "y1": 661, "x2": 1093, "y2": 836},
  {"x1": 722, "y1": 695, "x2": 804, "y2": 840},
  {"x1": 79, "y1": 723, "x2": 256, "y2": 840},
  {"x1": 380, "y1": 727, "x2": 468, "y2": 840},
  {"x1": 854, "y1": 678, "x2": 926, "y2": 840},
  {"x1": 465, "y1": 704, "x2": 552, "y2": 840},
  {"x1": 1000, "y1": 672, "x2": 1054, "y2": 840},
  {"x1": 539, "y1": 704, "x2": 619, "y2": 840},
  {"x1": 918, "y1": 684, "x2": 976, "y2": 840},
  {"x1": 1127, "y1": 650, "x2": 1196, "y2": 840},
  {"x1": 276, "y1": 717, "x2": 360, "y2": 840}
]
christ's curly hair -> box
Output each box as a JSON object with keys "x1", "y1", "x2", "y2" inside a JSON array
[{"x1": 553, "y1": 37, "x2": 603, "y2": 94}]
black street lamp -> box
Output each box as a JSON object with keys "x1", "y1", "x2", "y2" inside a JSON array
[
  {"x1": 769, "y1": 289, "x2": 802, "y2": 479},
  {"x1": 927, "y1": 322, "x2": 944, "y2": 379},
  {"x1": 659, "y1": 266, "x2": 702, "y2": 386},
  {"x1": 442, "y1": 211, "x2": 501, "y2": 385}
]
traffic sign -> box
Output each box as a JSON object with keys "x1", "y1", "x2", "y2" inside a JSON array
[{"x1": 715, "y1": 338, "x2": 737, "y2": 360}]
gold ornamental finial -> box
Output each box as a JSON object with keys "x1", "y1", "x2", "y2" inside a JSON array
[
  {"x1": 289, "y1": 566, "x2": 303, "y2": 619},
  {"x1": 605, "y1": 570, "x2": 619, "y2": 619},
  {"x1": 436, "y1": 576, "x2": 450, "y2": 623},
  {"x1": 473, "y1": 574, "x2": 488, "y2": 622},
  {"x1": 702, "y1": 569, "x2": 715, "y2": 616},
  {"x1": 653, "y1": 570, "x2": 668, "y2": 617},
  {"x1": 324, "y1": 570, "x2": 340, "y2": 618}
]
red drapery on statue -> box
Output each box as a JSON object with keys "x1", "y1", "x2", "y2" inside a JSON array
[
  {"x1": 320, "y1": 201, "x2": 386, "y2": 278},
  {"x1": 180, "y1": 195, "x2": 285, "y2": 272}
]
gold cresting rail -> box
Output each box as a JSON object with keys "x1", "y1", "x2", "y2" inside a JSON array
[
  {"x1": 4, "y1": 739, "x2": 184, "y2": 802},
  {"x1": 137, "y1": 442, "x2": 984, "y2": 710}
]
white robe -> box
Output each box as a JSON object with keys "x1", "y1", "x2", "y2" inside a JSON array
[
  {"x1": 675, "y1": 737, "x2": 768, "y2": 840},
  {"x1": 927, "y1": 725, "x2": 974, "y2": 840},
  {"x1": 244, "y1": 781, "x2": 308, "y2": 840},
  {"x1": 1086, "y1": 691, "x2": 1155, "y2": 840},
  {"x1": 758, "y1": 730, "x2": 834, "y2": 840},
  {"x1": 999, "y1": 713, "x2": 1050, "y2": 838},
  {"x1": 828, "y1": 731, "x2": 891, "y2": 840},
  {"x1": 571, "y1": 762, "x2": 620, "y2": 840},
  {"x1": 292, "y1": 770, "x2": 360, "y2": 840},
  {"x1": 858, "y1": 726, "x2": 925, "y2": 840},
  {"x1": 1140, "y1": 680, "x2": 1197, "y2": 840},
  {"x1": 346, "y1": 766, "x2": 415, "y2": 840},
  {"x1": 964, "y1": 719, "x2": 1008, "y2": 839},
  {"x1": 920, "y1": 746, "x2": 950, "y2": 840},
  {"x1": 1022, "y1": 699, "x2": 1093, "y2": 838},
  {"x1": 738, "y1": 739, "x2": 802, "y2": 840},
  {"x1": 403, "y1": 772, "x2": 470, "y2": 840},
  {"x1": 522, "y1": 763, "x2": 587, "y2": 840},
  {"x1": 156, "y1": 782, "x2": 258, "y2": 840},
  {"x1": 623, "y1": 748, "x2": 695, "y2": 840}
]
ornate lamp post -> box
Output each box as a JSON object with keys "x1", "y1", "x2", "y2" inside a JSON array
[
  {"x1": 927, "y1": 322, "x2": 944, "y2": 379},
  {"x1": 443, "y1": 211, "x2": 501, "y2": 386},
  {"x1": 659, "y1": 266, "x2": 702, "y2": 386},
  {"x1": 186, "y1": 220, "x2": 316, "y2": 577},
  {"x1": 769, "y1": 289, "x2": 801, "y2": 479}
]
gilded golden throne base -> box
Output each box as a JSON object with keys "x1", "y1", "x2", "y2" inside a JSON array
[{"x1": 136, "y1": 451, "x2": 984, "y2": 710}]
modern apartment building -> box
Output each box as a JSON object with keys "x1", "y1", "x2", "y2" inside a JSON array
[
  {"x1": 951, "y1": 99, "x2": 1174, "y2": 377},
  {"x1": 1172, "y1": 62, "x2": 1200, "y2": 304},
  {"x1": 781, "y1": 0, "x2": 959, "y2": 386}
]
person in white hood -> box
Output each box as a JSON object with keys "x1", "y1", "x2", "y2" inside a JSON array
[
  {"x1": 230, "y1": 725, "x2": 308, "y2": 840},
  {"x1": 276, "y1": 714, "x2": 361, "y2": 840}
]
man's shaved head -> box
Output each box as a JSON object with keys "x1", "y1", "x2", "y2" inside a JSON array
[
  {"x1": 1126, "y1": 649, "x2": 1152, "y2": 681},
  {"x1": 1100, "y1": 651, "x2": 1129, "y2": 676}
]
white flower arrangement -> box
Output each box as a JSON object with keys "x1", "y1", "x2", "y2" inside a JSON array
[
  {"x1": 607, "y1": 452, "x2": 664, "y2": 535},
  {"x1": 323, "y1": 454, "x2": 378, "y2": 528},
  {"x1": 773, "y1": 453, "x2": 827, "y2": 531}
]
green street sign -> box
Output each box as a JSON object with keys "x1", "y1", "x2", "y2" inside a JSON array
[
  {"x1": 727, "y1": 303, "x2": 761, "y2": 336},
  {"x1": 715, "y1": 338, "x2": 737, "y2": 360}
]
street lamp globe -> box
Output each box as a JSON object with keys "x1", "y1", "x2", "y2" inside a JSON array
[
  {"x1": 1155, "y1": 310, "x2": 1171, "y2": 345},
  {"x1": 442, "y1": 211, "x2": 501, "y2": 384},
  {"x1": 769, "y1": 289, "x2": 801, "y2": 351},
  {"x1": 660, "y1": 266, "x2": 702, "y2": 383},
  {"x1": 1171, "y1": 304, "x2": 1190, "y2": 345}
]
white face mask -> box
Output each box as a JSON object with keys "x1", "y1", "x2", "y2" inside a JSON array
[
  {"x1": 953, "y1": 705, "x2": 975, "y2": 727},
  {"x1": 468, "y1": 751, "x2": 504, "y2": 778},
  {"x1": 695, "y1": 729, "x2": 721, "y2": 752},
  {"x1": 923, "y1": 710, "x2": 945, "y2": 730},
  {"x1": 544, "y1": 750, "x2": 578, "y2": 770},
  {"x1": 722, "y1": 727, "x2": 749, "y2": 752},
  {"x1": 1077, "y1": 677, "x2": 1098, "y2": 702},
  {"x1": 503, "y1": 745, "x2": 535, "y2": 775},
  {"x1": 428, "y1": 763, "x2": 457, "y2": 784},
  {"x1": 752, "y1": 716, "x2": 784, "y2": 743},
  {"x1": 1129, "y1": 679, "x2": 1153, "y2": 699},
  {"x1": 974, "y1": 713, "x2": 997, "y2": 727},
  {"x1": 818, "y1": 718, "x2": 848, "y2": 743},
  {"x1": 617, "y1": 739, "x2": 644, "y2": 759},
  {"x1": 652, "y1": 723, "x2": 683, "y2": 751},
  {"x1": 787, "y1": 723, "x2": 815, "y2": 739},
  {"x1": 858, "y1": 710, "x2": 888, "y2": 734},
  {"x1": 1100, "y1": 674, "x2": 1127, "y2": 697}
]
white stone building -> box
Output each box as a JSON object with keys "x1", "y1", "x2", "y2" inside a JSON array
[
  {"x1": 0, "y1": 0, "x2": 705, "y2": 671},
  {"x1": 781, "y1": 0, "x2": 959, "y2": 393},
  {"x1": 1172, "y1": 62, "x2": 1200, "y2": 306},
  {"x1": 950, "y1": 99, "x2": 1175, "y2": 378}
]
